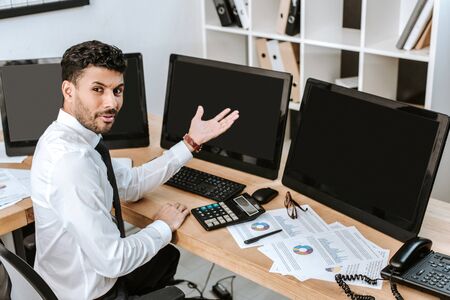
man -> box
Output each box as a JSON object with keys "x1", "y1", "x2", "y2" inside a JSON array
[{"x1": 30, "y1": 40, "x2": 239, "y2": 299}]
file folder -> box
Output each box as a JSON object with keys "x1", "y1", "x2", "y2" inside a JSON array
[
  {"x1": 414, "y1": 18, "x2": 432, "y2": 50},
  {"x1": 213, "y1": 0, "x2": 234, "y2": 26},
  {"x1": 255, "y1": 38, "x2": 272, "y2": 70},
  {"x1": 279, "y1": 42, "x2": 300, "y2": 103},
  {"x1": 227, "y1": 0, "x2": 242, "y2": 28},
  {"x1": 285, "y1": 0, "x2": 300, "y2": 36},
  {"x1": 234, "y1": 0, "x2": 249, "y2": 30},
  {"x1": 266, "y1": 40, "x2": 284, "y2": 72},
  {"x1": 276, "y1": 0, "x2": 291, "y2": 35}
]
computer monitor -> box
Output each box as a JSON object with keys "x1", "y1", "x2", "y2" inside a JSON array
[
  {"x1": 282, "y1": 78, "x2": 449, "y2": 241},
  {"x1": 161, "y1": 54, "x2": 292, "y2": 179},
  {"x1": 0, "y1": 53, "x2": 149, "y2": 156}
]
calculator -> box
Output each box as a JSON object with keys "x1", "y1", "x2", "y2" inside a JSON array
[{"x1": 191, "y1": 193, "x2": 265, "y2": 231}]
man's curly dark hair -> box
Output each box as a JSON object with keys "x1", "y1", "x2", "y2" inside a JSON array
[{"x1": 61, "y1": 40, "x2": 126, "y2": 84}]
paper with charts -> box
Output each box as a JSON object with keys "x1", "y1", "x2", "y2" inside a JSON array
[
  {"x1": 228, "y1": 206, "x2": 389, "y2": 289},
  {"x1": 227, "y1": 206, "x2": 329, "y2": 248}
]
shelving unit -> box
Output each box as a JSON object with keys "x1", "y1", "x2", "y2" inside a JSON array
[{"x1": 201, "y1": 0, "x2": 449, "y2": 109}]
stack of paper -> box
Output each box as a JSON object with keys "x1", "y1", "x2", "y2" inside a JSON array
[
  {"x1": 0, "y1": 168, "x2": 31, "y2": 210},
  {"x1": 228, "y1": 207, "x2": 389, "y2": 289}
]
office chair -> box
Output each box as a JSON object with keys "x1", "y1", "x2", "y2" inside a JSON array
[
  {"x1": 0, "y1": 243, "x2": 185, "y2": 300},
  {"x1": 0, "y1": 242, "x2": 57, "y2": 300}
]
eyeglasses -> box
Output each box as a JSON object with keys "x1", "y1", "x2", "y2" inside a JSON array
[{"x1": 284, "y1": 191, "x2": 308, "y2": 219}]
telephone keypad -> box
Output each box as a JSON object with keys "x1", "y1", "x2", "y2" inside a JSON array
[{"x1": 403, "y1": 252, "x2": 450, "y2": 297}]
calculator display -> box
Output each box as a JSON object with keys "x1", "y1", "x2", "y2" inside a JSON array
[{"x1": 233, "y1": 195, "x2": 259, "y2": 216}]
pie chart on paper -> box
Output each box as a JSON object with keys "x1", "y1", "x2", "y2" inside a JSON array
[{"x1": 251, "y1": 222, "x2": 270, "y2": 231}]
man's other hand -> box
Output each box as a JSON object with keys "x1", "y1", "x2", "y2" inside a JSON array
[{"x1": 154, "y1": 202, "x2": 190, "y2": 231}]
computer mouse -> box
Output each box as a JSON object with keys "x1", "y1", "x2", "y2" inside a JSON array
[{"x1": 251, "y1": 187, "x2": 279, "y2": 204}]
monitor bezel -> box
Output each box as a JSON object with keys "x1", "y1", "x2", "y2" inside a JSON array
[
  {"x1": 161, "y1": 54, "x2": 292, "y2": 179},
  {"x1": 282, "y1": 78, "x2": 450, "y2": 241},
  {"x1": 0, "y1": 53, "x2": 149, "y2": 156}
]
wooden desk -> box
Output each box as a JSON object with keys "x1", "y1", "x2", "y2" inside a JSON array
[
  {"x1": 0, "y1": 157, "x2": 34, "y2": 236},
  {"x1": 1, "y1": 114, "x2": 449, "y2": 299}
]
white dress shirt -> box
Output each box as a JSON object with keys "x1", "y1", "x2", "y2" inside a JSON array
[{"x1": 31, "y1": 109, "x2": 192, "y2": 299}]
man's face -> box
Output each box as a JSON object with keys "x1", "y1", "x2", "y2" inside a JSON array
[{"x1": 66, "y1": 66, "x2": 124, "y2": 134}]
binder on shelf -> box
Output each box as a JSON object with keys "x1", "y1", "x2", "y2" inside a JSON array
[
  {"x1": 276, "y1": 0, "x2": 291, "y2": 35},
  {"x1": 403, "y1": 0, "x2": 433, "y2": 51},
  {"x1": 227, "y1": 0, "x2": 242, "y2": 28},
  {"x1": 279, "y1": 42, "x2": 300, "y2": 103},
  {"x1": 285, "y1": 0, "x2": 300, "y2": 36},
  {"x1": 395, "y1": 0, "x2": 427, "y2": 49},
  {"x1": 255, "y1": 38, "x2": 272, "y2": 70},
  {"x1": 414, "y1": 18, "x2": 432, "y2": 50},
  {"x1": 213, "y1": 0, "x2": 234, "y2": 27},
  {"x1": 233, "y1": 0, "x2": 249, "y2": 30},
  {"x1": 266, "y1": 40, "x2": 284, "y2": 72}
]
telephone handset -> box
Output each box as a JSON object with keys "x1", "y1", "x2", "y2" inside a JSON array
[
  {"x1": 388, "y1": 237, "x2": 432, "y2": 274},
  {"x1": 381, "y1": 237, "x2": 450, "y2": 299}
]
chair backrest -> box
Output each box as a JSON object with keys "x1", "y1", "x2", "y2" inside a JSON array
[{"x1": 0, "y1": 243, "x2": 57, "y2": 300}]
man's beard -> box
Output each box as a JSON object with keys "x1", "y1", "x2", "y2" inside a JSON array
[{"x1": 74, "y1": 101, "x2": 118, "y2": 134}]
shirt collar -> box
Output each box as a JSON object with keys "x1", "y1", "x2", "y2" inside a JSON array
[{"x1": 56, "y1": 109, "x2": 101, "y2": 147}]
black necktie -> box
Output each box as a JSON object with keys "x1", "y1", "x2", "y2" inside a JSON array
[{"x1": 95, "y1": 140, "x2": 126, "y2": 238}]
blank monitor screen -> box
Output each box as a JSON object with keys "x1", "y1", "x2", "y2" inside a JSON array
[
  {"x1": 0, "y1": 53, "x2": 149, "y2": 156},
  {"x1": 161, "y1": 54, "x2": 292, "y2": 179},
  {"x1": 282, "y1": 78, "x2": 449, "y2": 241}
]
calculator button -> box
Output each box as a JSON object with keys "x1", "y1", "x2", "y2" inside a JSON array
[
  {"x1": 207, "y1": 223, "x2": 213, "y2": 227},
  {"x1": 230, "y1": 215, "x2": 238, "y2": 221},
  {"x1": 217, "y1": 216, "x2": 226, "y2": 224},
  {"x1": 224, "y1": 215, "x2": 232, "y2": 222},
  {"x1": 417, "y1": 269, "x2": 425, "y2": 275}
]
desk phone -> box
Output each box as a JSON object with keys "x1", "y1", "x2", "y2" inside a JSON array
[
  {"x1": 381, "y1": 237, "x2": 450, "y2": 299},
  {"x1": 192, "y1": 193, "x2": 265, "y2": 231}
]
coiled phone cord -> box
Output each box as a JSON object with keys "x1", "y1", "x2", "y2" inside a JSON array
[{"x1": 335, "y1": 273, "x2": 404, "y2": 300}]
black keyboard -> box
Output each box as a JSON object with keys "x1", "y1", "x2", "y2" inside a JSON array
[{"x1": 166, "y1": 166, "x2": 246, "y2": 202}]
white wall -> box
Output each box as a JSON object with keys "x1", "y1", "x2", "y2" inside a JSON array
[{"x1": 0, "y1": 0, "x2": 202, "y2": 116}]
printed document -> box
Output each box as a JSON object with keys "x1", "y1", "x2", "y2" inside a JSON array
[
  {"x1": 228, "y1": 205, "x2": 329, "y2": 248},
  {"x1": 0, "y1": 168, "x2": 30, "y2": 209}
]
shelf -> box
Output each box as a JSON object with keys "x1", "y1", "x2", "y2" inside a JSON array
[
  {"x1": 251, "y1": 31, "x2": 301, "y2": 43},
  {"x1": 364, "y1": 37, "x2": 430, "y2": 62},
  {"x1": 305, "y1": 27, "x2": 360, "y2": 50},
  {"x1": 205, "y1": 24, "x2": 249, "y2": 36}
]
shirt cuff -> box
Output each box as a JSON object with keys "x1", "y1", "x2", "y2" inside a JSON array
[
  {"x1": 148, "y1": 220, "x2": 172, "y2": 245},
  {"x1": 171, "y1": 141, "x2": 193, "y2": 165}
]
